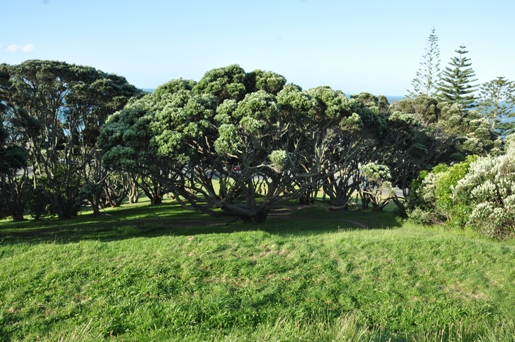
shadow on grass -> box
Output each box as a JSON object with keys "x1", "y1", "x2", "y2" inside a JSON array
[{"x1": 0, "y1": 202, "x2": 403, "y2": 245}]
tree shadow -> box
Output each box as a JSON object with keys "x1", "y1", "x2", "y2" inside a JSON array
[{"x1": 0, "y1": 202, "x2": 403, "y2": 245}]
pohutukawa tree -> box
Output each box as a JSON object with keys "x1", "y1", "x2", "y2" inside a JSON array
[
  {"x1": 99, "y1": 93, "x2": 185, "y2": 205},
  {"x1": 0, "y1": 60, "x2": 141, "y2": 219},
  {"x1": 0, "y1": 67, "x2": 33, "y2": 221},
  {"x1": 438, "y1": 46, "x2": 478, "y2": 110},
  {"x1": 0, "y1": 120, "x2": 29, "y2": 221},
  {"x1": 99, "y1": 65, "x2": 392, "y2": 222}
]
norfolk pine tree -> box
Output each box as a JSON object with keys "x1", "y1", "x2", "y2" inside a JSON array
[
  {"x1": 407, "y1": 28, "x2": 441, "y2": 98},
  {"x1": 477, "y1": 76, "x2": 515, "y2": 134},
  {"x1": 438, "y1": 46, "x2": 478, "y2": 110}
]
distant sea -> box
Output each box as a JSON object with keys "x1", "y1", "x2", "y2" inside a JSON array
[
  {"x1": 348, "y1": 95, "x2": 405, "y2": 103},
  {"x1": 385, "y1": 95, "x2": 404, "y2": 103}
]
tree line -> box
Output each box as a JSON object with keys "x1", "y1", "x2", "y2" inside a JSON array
[{"x1": 1, "y1": 30, "x2": 514, "y2": 238}]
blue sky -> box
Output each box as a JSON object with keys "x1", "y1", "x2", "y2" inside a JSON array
[{"x1": 2, "y1": 0, "x2": 514, "y2": 96}]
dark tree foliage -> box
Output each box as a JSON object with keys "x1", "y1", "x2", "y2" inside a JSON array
[
  {"x1": 0, "y1": 72, "x2": 32, "y2": 221},
  {"x1": 0, "y1": 121, "x2": 29, "y2": 221},
  {"x1": 1, "y1": 60, "x2": 142, "y2": 219}
]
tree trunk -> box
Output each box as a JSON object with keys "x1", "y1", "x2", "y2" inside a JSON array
[
  {"x1": 129, "y1": 183, "x2": 139, "y2": 203},
  {"x1": 151, "y1": 196, "x2": 162, "y2": 205},
  {"x1": 9, "y1": 206, "x2": 25, "y2": 221},
  {"x1": 241, "y1": 210, "x2": 269, "y2": 223}
]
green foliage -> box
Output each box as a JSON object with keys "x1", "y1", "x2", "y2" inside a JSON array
[
  {"x1": 276, "y1": 84, "x2": 317, "y2": 121},
  {"x1": 434, "y1": 155, "x2": 478, "y2": 227},
  {"x1": 308, "y1": 86, "x2": 353, "y2": 119},
  {"x1": 361, "y1": 163, "x2": 391, "y2": 182},
  {"x1": 0, "y1": 120, "x2": 30, "y2": 221},
  {"x1": 27, "y1": 185, "x2": 55, "y2": 220},
  {"x1": 214, "y1": 99, "x2": 238, "y2": 124},
  {"x1": 408, "y1": 164, "x2": 449, "y2": 225},
  {"x1": 268, "y1": 150, "x2": 288, "y2": 170},
  {"x1": 350, "y1": 92, "x2": 390, "y2": 114},
  {"x1": 153, "y1": 78, "x2": 196, "y2": 100},
  {"x1": 125, "y1": 65, "x2": 401, "y2": 221},
  {"x1": 214, "y1": 124, "x2": 240, "y2": 154},
  {"x1": 477, "y1": 76, "x2": 515, "y2": 135},
  {"x1": 438, "y1": 46, "x2": 478, "y2": 110},
  {"x1": 392, "y1": 94, "x2": 500, "y2": 161},
  {"x1": 247, "y1": 69, "x2": 287, "y2": 95},
  {"x1": 438, "y1": 103, "x2": 496, "y2": 157},
  {"x1": 452, "y1": 140, "x2": 515, "y2": 239},
  {"x1": 100, "y1": 105, "x2": 153, "y2": 171},
  {"x1": 359, "y1": 163, "x2": 394, "y2": 211},
  {"x1": 340, "y1": 112, "x2": 363, "y2": 130},
  {"x1": 1, "y1": 60, "x2": 141, "y2": 219},
  {"x1": 235, "y1": 90, "x2": 279, "y2": 133},
  {"x1": 0, "y1": 135, "x2": 26, "y2": 174},
  {"x1": 388, "y1": 111, "x2": 415, "y2": 125},
  {"x1": 407, "y1": 27, "x2": 441, "y2": 98},
  {"x1": 407, "y1": 157, "x2": 478, "y2": 226},
  {"x1": 193, "y1": 64, "x2": 248, "y2": 102},
  {"x1": 392, "y1": 95, "x2": 440, "y2": 124}
]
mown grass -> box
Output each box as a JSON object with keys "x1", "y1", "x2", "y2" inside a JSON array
[{"x1": 1, "y1": 201, "x2": 514, "y2": 341}]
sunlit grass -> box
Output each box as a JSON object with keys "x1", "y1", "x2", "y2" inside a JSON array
[{"x1": 1, "y1": 201, "x2": 514, "y2": 341}]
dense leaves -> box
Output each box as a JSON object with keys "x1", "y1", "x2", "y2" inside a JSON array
[
  {"x1": 2, "y1": 60, "x2": 508, "y2": 236},
  {"x1": 453, "y1": 139, "x2": 515, "y2": 239},
  {"x1": 100, "y1": 65, "x2": 411, "y2": 222},
  {"x1": 0, "y1": 60, "x2": 141, "y2": 219},
  {"x1": 438, "y1": 46, "x2": 478, "y2": 110}
]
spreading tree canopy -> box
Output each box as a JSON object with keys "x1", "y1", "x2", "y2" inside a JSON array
[{"x1": 99, "y1": 65, "x2": 392, "y2": 222}]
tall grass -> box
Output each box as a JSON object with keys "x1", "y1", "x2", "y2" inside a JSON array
[{"x1": 1, "y1": 202, "x2": 514, "y2": 341}]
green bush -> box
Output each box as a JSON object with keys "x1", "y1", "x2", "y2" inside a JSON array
[
  {"x1": 453, "y1": 139, "x2": 515, "y2": 239},
  {"x1": 407, "y1": 165, "x2": 448, "y2": 225},
  {"x1": 407, "y1": 157, "x2": 477, "y2": 226},
  {"x1": 435, "y1": 155, "x2": 478, "y2": 227}
]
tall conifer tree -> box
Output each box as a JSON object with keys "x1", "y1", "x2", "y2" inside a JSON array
[
  {"x1": 407, "y1": 28, "x2": 441, "y2": 98},
  {"x1": 438, "y1": 46, "x2": 478, "y2": 110},
  {"x1": 477, "y1": 76, "x2": 515, "y2": 134}
]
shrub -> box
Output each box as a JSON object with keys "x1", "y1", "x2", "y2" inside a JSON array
[
  {"x1": 407, "y1": 156, "x2": 477, "y2": 226},
  {"x1": 452, "y1": 141, "x2": 515, "y2": 240},
  {"x1": 407, "y1": 165, "x2": 448, "y2": 225}
]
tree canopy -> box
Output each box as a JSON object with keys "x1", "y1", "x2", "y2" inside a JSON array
[
  {"x1": 0, "y1": 60, "x2": 142, "y2": 219},
  {"x1": 0, "y1": 58, "x2": 504, "y2": 234}
]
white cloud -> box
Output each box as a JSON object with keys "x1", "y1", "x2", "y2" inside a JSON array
[{"x1": 5, "y1": 44, "x2": 35, "y2": 53}]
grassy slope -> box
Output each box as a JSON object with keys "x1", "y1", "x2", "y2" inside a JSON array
[{"x1": 1, "y1": 202, "x2": 514, "y2": 341}]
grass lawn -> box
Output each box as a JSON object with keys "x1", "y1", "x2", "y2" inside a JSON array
[{"x1": 1, "y1": 201, "x2": 514, "y2": 341}]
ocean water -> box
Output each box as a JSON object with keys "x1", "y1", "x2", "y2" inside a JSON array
[{"x1": 385, "y1": 95, "x2": 404, "y2": 103}]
